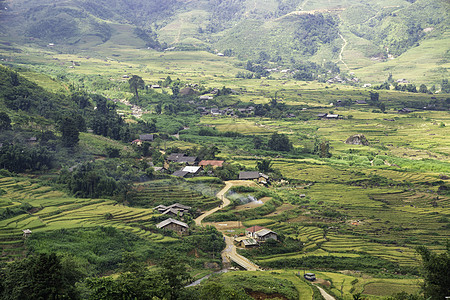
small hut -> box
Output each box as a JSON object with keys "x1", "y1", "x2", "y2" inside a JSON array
[{"x1": 22, "y1": 229, "x2": 32, "y2": 238}]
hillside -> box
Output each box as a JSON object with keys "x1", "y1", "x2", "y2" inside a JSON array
[
  {"x1": 0, "y1": 0, "x2": 448, "y2": 84},
  {"x1": 0, "y1": 1, "x2": 449, "y2": 299}
]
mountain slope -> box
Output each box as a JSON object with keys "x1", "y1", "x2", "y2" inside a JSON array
[{"x1": 0, "y1": 0, "x2": 448, "y2": 84}]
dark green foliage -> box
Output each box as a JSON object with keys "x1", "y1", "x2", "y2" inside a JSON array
[
  {"x1": 213, "y1": 163, "x2": 242, "y2": 181},
  {"x1": 90, "y1": 95, "x2": 131, "y2": 142},
  {"x1": 0, "y1": 253, "x2": 83, "y2": 300},
  {"x1": 293, "y1": 14, "x2": 339, "y2": 56},
  {"x1": 206, "y1": 0, "x2": 244, "y2": 33},
  {"x1": 0, "y1": 112, "x2": 11, "y2": 131},
  {"x1": 27, "y1": 17, "x2": 79, "y2": 42},
  {"x1": 59, "y1": 116, "x2": 80, "y2": 147},
  {"x1": 256, "y1": 159, "x2": 273, "y2": 173},
  {"x1": 314, "y1": 140, "x2": 332, "y2": 158},
  {"x1": 243, "y1": 238, "x2": 303, "y2": 257},
  {"x1": 0, "y1": 65, "x2": 72, "y2": 119},
  {"x1": 134, "y1": 27, "x2": 161, "y2": 50},
  {"x1": 128, "y1": 75, "x2": 145, "y2": 101},
  {"x1": 441, "y1": 79, "x2": 450, "y2": 93},
  {"x1": 197, "y1": 281, "x2": 250, "y2": 300},
  {"x1": 58, "y1": 161, "x2": 132, "y2": 199},
  {"x1": 418, "y1": 84, "x2": 428, "y2": 94},
  {"x1": 416, "y1": 243, "x2": 450, "y2": 299},
  {"x1": 261, "y1": 255, "x2": 410, "y2": 274},
  {"x1": 268, "y1": 132, "x2": 293, "y2": 152},
  {"x1": 386, "y1": 292, "x2": 425, "y2": 300},
  {"x1": 0, "y1": 144, "x2": 54, "y2": 172}
]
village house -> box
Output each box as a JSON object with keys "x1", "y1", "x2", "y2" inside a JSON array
[
  {"x1": 22, "y1": 229, "x2": 32, "y2": 238},
  {"x1": 153, "y1": 203, "x2": 191, "y2": 215},
  {"x1": 177, "y1": 156, "x2": 198, "y2": 165},
  {"x1": 139, "y1": 134, "x2": 154, "y2": 142},
  {"x1": 241, "y1": 238, "x2": 258, "y2": 248},
  {"x1": 239, "y1": 171, "x2": 269, "y2": 183},
  {"x1": 398, "y1": 108, "x2": 413, "y2": 114},
  {"x1": 156, "y1": 218, "x2": 189, "y2": 235},
  {"x1": 162, "y1": 208, "x2": 184, "y2": 218},
  {"x1": 167, "y1": 153, "x2": 185, "y2": 162},
  {"x1": 245, "y1": 226, "x2": 278, "y2": 242},
  {"x1": 245, "y1": 225, "x2": 265, "y2": 238},
  {"x1": 325, "y1": 114, "x2": 339, "y2": 119},
  {"x1": 167, "y1": 153, "x2": 198, "y2": 165},
  {"x1": 172, "y1": 170, "x2": 189, "y2": 177},
  {"x1": 255, "y1": 228, "x2": 278, "y2": 241},
  {"x1": 182, "y1": 166, "x2": 202, "y2": 175},
  {"x1": 169, "y1": 203, "x2": 191, "y2": 212},
  {"x1": 199, "y1": 95, "x2": 214, "y2": 100},
  {"x1": 154, "y1": 204, "x2": 169, "y2": 214},
  {"x1": 198, "y1": 160, "x2": 224, "y2": 168}
]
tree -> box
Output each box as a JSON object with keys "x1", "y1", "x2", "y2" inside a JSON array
[
  {"x1": 155, "y1": 103, "x2": 162, "y2": 114},
  {"x1": 418, "y1": 84, "x2": 428, "y2": 94},
  {"x1": 314, "y1": 139, "x2": 332, "y2": 158},
  {"x1": 257, "y1": 159, "x2": 273, "y2": 173},
  {"x1": 441, "y1": 79, "x2": 450, "y2": 93},
  {"x1": 60, "y1": 116, "x2": 79, "y2": 147},
  {"x1": 253, "y1": 136, "x2": 263, "y2": 149},
  {"x1": 0, "y1": 253, "x2": 83, "y2": 300},
  {"x1": 268, "y1": 132, "x2": 292, "y2": 152},
  {"x1": 128, "y1": 75, "x2": 145, "y2": 101},
  {"x1": 369, "y1": 91, "x2": 379, "y2": 102},
  {"x1": 0, "y1": 112, "x2": 11, "y2": 131},
  {"x1": 416, "y1": 242, "x2": 450, "y2": 299},
  {"x1": 159, "y1": 251, "x2": 191, "y2": 300}
]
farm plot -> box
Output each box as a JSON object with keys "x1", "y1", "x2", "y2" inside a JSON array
[
  {"x1": 131, "y1": 179, "x2": 222, "y2": 211},
  {"x1": 0, "y1": 177, "x2": 170, "y2": 261}
]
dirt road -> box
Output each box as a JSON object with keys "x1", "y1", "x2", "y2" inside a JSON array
[
  {"x1": 314, "y1": 285, "x2": 336, "y2": 300},
  {"x1": 195, "y1": 180, "x2": 261, "y2": 271}
]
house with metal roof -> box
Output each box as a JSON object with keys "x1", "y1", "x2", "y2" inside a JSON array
[
  {"x1": 255, "y1": 229, "x2": 278, "y2": 241},
  {"x1": 139, "y1": 134, "x2": 154, "y2": 141},
  {"x1": 182, "y1": 166, "x2": 202, "y2": 174},
  {"x1": 245, "y1": 225, "x2": 266, "y2": 238},
  {"x1": 156, "y1": 218, "x2": 189, "y2": 235},
  {"x1": 239, "y1": 171, "x2": 260, "y2": 180}
]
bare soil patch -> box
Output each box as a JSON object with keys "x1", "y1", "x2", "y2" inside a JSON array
[{"x1": 234, "y1": 197, "x2": 272, "y2": 211}]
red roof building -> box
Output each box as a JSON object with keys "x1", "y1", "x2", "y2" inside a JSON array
[{"x1": 198, "y1": 160, "x2": 224, "y2": 168}]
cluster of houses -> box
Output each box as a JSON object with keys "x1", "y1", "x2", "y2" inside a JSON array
[
  {"x1": 235, "y1": 225, "x2": 278, "y2": 248},
  {"x1": 197, "y1": 106, "x2": 255, "y2": 117},
  {"x1": 326, "y1": 75, "x2": 359, "y2": 84},
  {"x1": 155, "y1": 203, "x2": 192, "y2": 235},
  {"x1": 163, "y1": 153, "x2": 225, "y2": 178}
]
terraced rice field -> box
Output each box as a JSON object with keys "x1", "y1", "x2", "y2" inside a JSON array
[
  {"x1": 0, "y1": 177, "x2": 174, "y2": 261},
  {"x1": 132, "y1": 180, "x2": 222, "y2": 211}
]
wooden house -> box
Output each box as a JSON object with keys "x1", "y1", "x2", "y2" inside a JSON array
[{"x1": 156, "y1": 218, "x2": 189, "y2": 235}]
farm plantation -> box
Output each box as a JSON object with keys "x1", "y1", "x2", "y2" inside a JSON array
[{"x1": 0, "y1": 1, "x2": 449, "y2": 299}]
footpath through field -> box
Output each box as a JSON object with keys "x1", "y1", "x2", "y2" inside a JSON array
[
  {"x1": 194, "y1": 180, "x2": 262, "y2": 271},
  {"x1": 314, "y1": 285, "x2": 336, "y2": 300}
]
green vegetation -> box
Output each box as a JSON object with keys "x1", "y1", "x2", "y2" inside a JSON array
[{"x1": 0, "y1": 1, "x2": 448, "y2": 298}]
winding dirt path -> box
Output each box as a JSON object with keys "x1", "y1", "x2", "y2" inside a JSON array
[
  {"x1": 338, "y1": 33, "x2": 349, "y2": 71},
  {"x1": 314, "y1": 285, "x2": 336, "y2": 300},
  {"x1": 194, "y1": 180, "x2": 261, "y2": 271}
]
